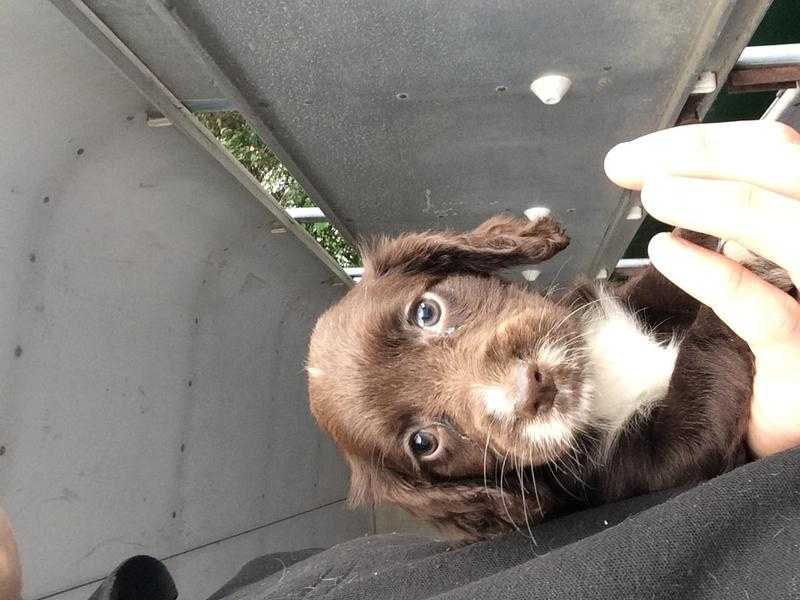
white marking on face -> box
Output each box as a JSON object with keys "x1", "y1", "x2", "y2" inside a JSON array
[
  {"x1": 522, "y1": 377, "x2": 592, "y2": 455},
  {"x1": 583, "y1": 289, "x2": 680, "y2": 435},
  {"x1": 306, "y1": 367, "x2": 325, "y2": 378},
  {"x1": 524, "y1": 416, "x2": 573, "y2": 452},
  {"x1": 479, "y1": 385, "x2": 516, "y2": 419},
  {"x1": 576, "y1": 380, "x2": 594, "y2": 417}
]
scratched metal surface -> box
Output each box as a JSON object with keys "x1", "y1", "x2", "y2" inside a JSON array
[
  {"x1": 80, "y1": 0, "x2": 766, "y2": 285},
  {"x1": 781, "y1": 94, "x2": 800, "y2": 130},
  {"x1": 0, "y1": 2, "x2": 368, "y2": 597}
]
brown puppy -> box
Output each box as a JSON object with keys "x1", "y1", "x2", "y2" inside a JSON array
[{"x1": 307, "y1": 213, "x2": 782, "y2": 541}]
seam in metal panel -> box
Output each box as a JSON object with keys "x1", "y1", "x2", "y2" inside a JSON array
[
  {"x1": 48, "y1": 0, "x2": 353, "y2": 288},
  {"x1": 142, "y1": 0, "x2": 358, "y2": 248}
]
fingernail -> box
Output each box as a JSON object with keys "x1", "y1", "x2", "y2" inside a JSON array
[
  {"x1": 605, "y1": 141, "x2": 633, "y2": 162},
  {"x1": 604, "y1": 142, "x2": 639, "y2": 181},
  {"x1": 647, "y1": 232, "x2": 680, "y2": 263},
  {"x1": 639, "y1": 175, "x2": 673, "y2": 216}
]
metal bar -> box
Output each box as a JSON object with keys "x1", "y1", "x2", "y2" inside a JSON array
[
  {"x1": 610, "y1": 258, "x2": 651, "y2": 279},
  {"x1": 616, "y1": 258, "x2": 651, "y2": 269},
  {"x1": 762, "y1": 87, "x2": 800, "y2": 122},
  {"x1": 729, "y1": 81, "x2": 800, "y2": 94},
  {"x1": 344, "y1": 267, "x2": 364, "y2": 278},
  {"x1": 146, "y1": 100, "x2": 234, "y2": 120},
  {"x1": 183, "y1": 98, "x2": 234, "y2": 113},
  {"x1": 343, "y1": 260, "x2": 651, "y2": 281},
  {"x1": 736, "y1": 43, "x2": 800, "y2": 69},
  {"x1": 286, "y1": 207, "x2": 327, "y2": 223},
  {"x1": 691, "y1": 71, "x2": 717, "y2": 95},
  {"x1": 141, "y1": 0, "x2": 357, "y2": 248},
  {"x1": 728, "y1": 65, "x2": 800, "y2": 90},
  {"x1": 49, "y1": 0, "x2": 352, "y2": 287}
]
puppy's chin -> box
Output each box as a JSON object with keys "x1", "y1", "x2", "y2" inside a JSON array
[
  {"x1": 520, "y1": 411, "x2": 581, "y2": 464},
  {"x1": 482, "y1": 378, "x2": 593, "y2": 467}
]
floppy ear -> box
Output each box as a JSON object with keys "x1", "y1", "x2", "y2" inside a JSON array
[
  {"x1": 345, "y1": 453, "x2": 409, "y2": 507},
  {"x1": 361, "y1": 213, "x2": 569, "y2": 279},
  {"x1": 346, "y1": 454, "x2": 551, "y2": 541}
]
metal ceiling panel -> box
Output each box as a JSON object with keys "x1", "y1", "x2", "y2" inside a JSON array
[
  {"x1": 81, "y1": 0, "x2": 222, "y2": 100},
  {"x1": 0, "y1": 2, "x2": 368, "y2": 597},
  {"x1": 76, "y1": 0, "x2": 767, "y2": 284}
]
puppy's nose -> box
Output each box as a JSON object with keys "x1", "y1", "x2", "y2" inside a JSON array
[{"x1": 521, "y1": 363, "x2": 557, "y2": 418}]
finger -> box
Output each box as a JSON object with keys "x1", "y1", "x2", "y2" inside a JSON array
[
  {"x1": 605, "y1": 121, "x2": 800, "y2": 199},
  {"x1": 641, "y1": 176, "x2": 800, "y2": 286},
  {"x1": 0, "y1": 508, "x2": 21, "y2": 600},
  {"x1": 748, "y1": 353, "x2": 800, "y2": 458},
  {"x1": 647, "y1": 232, "x2": 800, "y2": 352}
]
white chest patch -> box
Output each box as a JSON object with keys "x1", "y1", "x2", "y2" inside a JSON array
[{"x1": 583, "y1": 290, "x2": 680, "y2": 435}]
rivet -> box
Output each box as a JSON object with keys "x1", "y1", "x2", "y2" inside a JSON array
[
  {"x1": 521, "y1": 269, "x2": 541, "y2": 282},
  {"x1": 530, "y1": 74, "x2": 572, "y2": 105},
  {"x1": 524, "y1": 206, "x2": 551, "y2": 222}
]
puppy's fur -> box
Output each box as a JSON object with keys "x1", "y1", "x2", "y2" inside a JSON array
[{"x1": 307, "y1": 214, "x2": 794, "y2": 541}]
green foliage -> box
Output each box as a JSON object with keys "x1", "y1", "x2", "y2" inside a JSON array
[{"x1": 198, "y1": 112, "x2": 360, "y2": 267}]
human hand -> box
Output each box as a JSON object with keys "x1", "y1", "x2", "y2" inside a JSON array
[
  {"x1": 0, "y1": 507, "x2": 20, "y2": 600},
  {"x1": 604, "y1": 120, "x2": 800, "y2": 458}
]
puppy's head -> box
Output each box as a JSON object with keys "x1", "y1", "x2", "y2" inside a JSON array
[{"x1": 308, "y1": 214, "x2": 588, "y2": 539}]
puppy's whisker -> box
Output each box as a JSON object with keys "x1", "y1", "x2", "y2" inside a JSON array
[
  {"x1": 528, "y1": 445, "x2": 544, "y2": 530},
  {"x1": 543, "y1": 297, "x2": 604, "y2": 342},
  {"x1": 499, "y1": 451, "x2": 521, "y2": 533},
  {"x1": 542, "y1": 257, "x2": 572, "y2": 299},
  {"x1": 483, "y1": 429, "x2": 492, "y2": 497},
  {"x1": 556, "y1": 454, "x2": 582, "y2": 484},
  {"x1": 565, "y1": 450, "x2": 589, "y2": 490},
  {"x1": 516, "y1": 453, "x2": 537, "y2": 546},
  {"x1": 545, "y1": 459, "x2": 585, "y2": 502}
]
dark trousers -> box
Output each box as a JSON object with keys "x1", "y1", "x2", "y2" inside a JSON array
[{"x1": 94, "y1": 447, "x2": 800, "y2": 600}]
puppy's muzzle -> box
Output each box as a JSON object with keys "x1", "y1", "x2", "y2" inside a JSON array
[{"x1": 516, "y1": 361, "x2": 558, "y2": 419}]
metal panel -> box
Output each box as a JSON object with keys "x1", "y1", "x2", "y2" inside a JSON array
[
  {"x1": 785, "y1": 99, "x2": 800, "y2": 128},
  {"x1": 45, "y1": 502, "x2": 367, "y2": 600},
  {"x1": 78, "y1": 0, "x2": 222, "y2": 100},
  {"x1": 50, "y1": 0, "x2": 353, "y2": 288},
  {"x1": 0, "y1": 2, "x2": 368, "y2": 597},
  {"x1": 773, "y1": 88, "x2": 800, "y2": 128},
  {"x1": 76, "y1": 0, "x2": 766, "y2": 285}
]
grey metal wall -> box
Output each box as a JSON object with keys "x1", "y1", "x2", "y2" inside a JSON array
[{"x1": 0, "y1": 2, "x2": 369, "y2": 598}]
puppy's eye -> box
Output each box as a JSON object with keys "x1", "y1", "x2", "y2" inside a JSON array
[
  {"x1": 413, "y1": 299, "x2": 441, "y2": 328},
  {"x1": 410, "y1": 430, "x2": 439, "y2": 457}
]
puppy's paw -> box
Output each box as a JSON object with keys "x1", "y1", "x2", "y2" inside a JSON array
[
  {"x1": 672, "y1": 228, "x2": 720, "y2": 251},
  {"x1": 743, "y1": 257, "x2": 796, "y2": 296}
]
